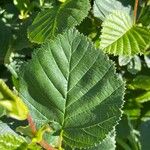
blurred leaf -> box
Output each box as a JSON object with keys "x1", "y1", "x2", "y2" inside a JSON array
[
  {"x1": 0, "y1": 79, "x2": 29, "y2": 120},
  {"x1": 0, "y1": 106, "x2": 5, "y2": 118},
  {"x1": 16, "y1": 125, "x2": 33, "y2": 137},
  {"x1": 0, "y1": 21, "x2": 12, "y2": 64},
  {"x1": 135, "y1": 91, "x2": 150, "y2": 103},
  {"x1": 129, "y1": 75, "x2": 150, "y2": 91},
  {"x1": 127, "y1": 56, "x2": 141, "y2": 74},
  {"x1": 144, "y1": 52, "x2": 150, "y2": 68},
  {"x1": 118, "y1": 56, "x2": 132, "y2": 66},
  {"x1": 138, "y1": 5, "x2": 150, "y2": 26}
]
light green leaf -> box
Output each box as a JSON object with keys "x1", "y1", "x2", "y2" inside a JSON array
[
  {"x1": 19, "y1": 29, "x2": 125, "y2": 148},
  {"x1": 100, "y1": 11, "x2": 150, "y2": 56},
  {"x1": 28, "y1": 0, "x2": 90, "y2": 43},
  {"x1": 93, "y1": 0, "x2": 132, "y2": 21},
  {"x1": 135, "y1": 91, "x2": 150, "y2": 103},
  {"x1": 0, "y1": 79, "x2": 29, "y2": 120},
  {"x1": 0, "y1": 134, "x2": 41, "y2": 150},
  {"x1": 0, "y1": 134, "x2": 26, "y2": 150}
]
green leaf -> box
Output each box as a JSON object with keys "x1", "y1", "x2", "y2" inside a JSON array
[
  {"x1": 100, "y1": 11, "x2": 150, "y2": 56},
  {"x1": 144, "y1": 52, "x2": 150, "y2": 68},
  {"x1": 93, "y1": 0, "x2": 132, "y2": 21},
  {"x1": 0, "y1": 79, "x2": 29, "y2": 120},
  {"x1": 32, "y1": 124, "x2": 51, "y2": 143},
  {"x1": 138, "y1": 5, "x2": 150, "y2": 27},
  {"x1": 89, "y1": 130, "x2": 116, "y2": 150},
  {"x1": 0, "y1": 121, "x2": 16, "y2": 135},
  {"x1": 0, "y1": 134, "x2": 41, "y2": 150},
  {"x1": 0, "y1": 134, "x2": 26, "y2": 150},
  {"x1": 129, "y1": 75, "x2": 150, "y2": 91},
  {"x1": 0, "y1": 21, "x2": 12, "y2": 64},
  {"x1": 19, "y1": 29, "x2": 125, "y2": 148},
  {"x1": 28, "y1": 0, "x2": 90, "y2": 43},
  {"x1": 118, "y1": 56, "x2": 131, "y2": 66},
  {"x1": 135, "y1": 91, "x2": 150, "y2": 103},
  {"x1": 127, "y1": 56, "x2": 141, "y2": 74}
]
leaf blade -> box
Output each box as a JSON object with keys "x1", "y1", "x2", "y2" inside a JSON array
[{"x1": 19, "y1": 29, "x2": 125, "y2": 148}]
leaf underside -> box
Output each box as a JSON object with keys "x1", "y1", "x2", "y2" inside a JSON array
[
  {"x1": 19, "y1": 29, "x2": 125, "y2": 148},
  {"x1": 93, "y1": 0, "x2": 132, "y2": 21},
  {"x1": 100, "y1": 11, "x2": 150, "y2": 56},
  {"x1": 28, "y1": 0, "x2": 90, "y2": 43}
]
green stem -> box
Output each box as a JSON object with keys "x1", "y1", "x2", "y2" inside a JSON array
[{"x1": 58, "y1": 130, "x2": 63, "y2": 150}]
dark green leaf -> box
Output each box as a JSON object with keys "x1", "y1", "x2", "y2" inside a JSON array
[
  {"x1": 19, "y1": 29, "x2": 125, "y2": 148},
  {"x1": 28, "y1": 0, "x2": 90, "y2": 43}
]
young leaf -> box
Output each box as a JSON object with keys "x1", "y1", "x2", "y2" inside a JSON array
[
  {"x1": 32, "y1": 124, "x2": 51, "y2": 143},
  {"x1": 28, "y1": 0, "x2": 90, "y2": 43},
  {"x1": 0, "y1": 79, "x2": 29, "y2": 120},
  {"x1": 93, "y1": 0, "x2": 132, "y2": 21},
  {"x1": 100, "y1": 11, "x2": 150, "y2": 56},
  {"x1": 19, "y1": 29, "x2": 125, "y2": 148}
]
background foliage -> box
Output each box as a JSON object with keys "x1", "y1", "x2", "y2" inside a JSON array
[{"x1": 0, "y1": 0, "x2": 150, "y2": 150}]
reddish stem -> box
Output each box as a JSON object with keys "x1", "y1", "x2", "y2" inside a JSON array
[
  {"x1": 134, "y1": 0, "x2": 139, "y2": 23},
  {"x1": 27, "y1": 114, "x2": 36, "y2": 134},
  {"x1": 27, "y1": 114, "x2": 55, "y2": 150},
  {"x1": 40, "y1": 140, "x2": 56, "y2": 150}
]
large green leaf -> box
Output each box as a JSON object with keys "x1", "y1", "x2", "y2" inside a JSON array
[
  {"x1": 100, "y1": 11, "x2": 150, "y2": 56},
  {"x1": 28, "y1": 0, "x2": 90, "y2": 43},
  {"x1": 19, "y1": 29, "x2": 125, "y2": 148},
  {"x1": 89, "y1": 130, "x2": 116, "y2": 150},
  {"x1": 93, "y1": 0, "x2": 132, "y2": 21}
]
